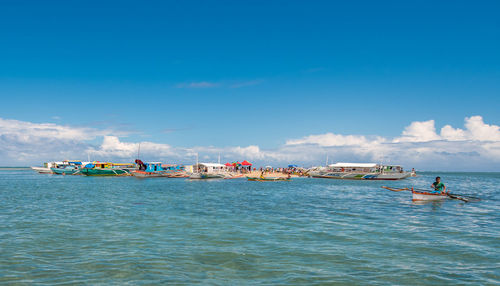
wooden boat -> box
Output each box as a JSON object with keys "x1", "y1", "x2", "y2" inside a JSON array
[
  {"x1": 411, "y1": 188, "x2": 448, "y2": 201},
  {"x1": 31, "y1": 166, "x2": 53, "y2": 174},
  {"x1": 309, "y1": 163, "x2": 411, "y2": 180},
  {"x1": 131, "y1": 162, "x2": 170, "y2": 178},
  {"x1": 131, "y1": 170, "x2": 168, "y2": 177},
  {"x1": 165, "y1": 172, "x2": 190, "y2": 178},
  {"x1": 32, "y1": 160, "x2": 83, "y2": 174},
  {"x1": 189, "y1": 163, "x2": 227, "y2": 179},
  {"x1": 189, "y1": 172, "x2": 225, "y2": 179},
  {"x1": 224, "y1": 174, "x2": 244, "y2": 179},
  {"x1": 51, "y1": 165, "x2": 81, "y2": 175},
  {"x1": 247, "y1": 176, "x2": 291, "y2": 182},
  {"x1": 80, "y1": 162, "x2": 132, "y2": 176}
]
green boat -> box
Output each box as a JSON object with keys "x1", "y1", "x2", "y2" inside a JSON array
[
  {"x1": 51, "y1": 165, "x2": 81, "y2": 175},
  {"x1": 80, "y1": 162, "x2": 133, "y2": 176}
]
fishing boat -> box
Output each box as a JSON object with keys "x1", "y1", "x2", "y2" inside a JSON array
[
  {"x1": 80, "y1": 162, "x2": 133, "y2": 176},
  {"x1": 189, "y1": 163, "x2": 227, "y2": 179},
  {"x1": 189, "y1": 172, "x2": 226, "y2": 179},
  {"x1": 131, "y1": 162, "x2": 170, "y2": 178},
  {"x1": 51, "y1": 165, "x2": 81, "y2": 175},
  {"x1": 31, "y1": 160, "x2": 83, "y2": 174},
  {"x1": 411, "y1": 188, "x2": 448, "y2": 201},
  {"x1": 50, "y1": 161, "x2": 83, "y2": 175},
  {"x1": 162, "y1": 164, "x2": 189, "y2": 178},
  {"x1": 247, "y1": 176, "x2": 291, "y2": 182},
  {"x1": 382, "y1": 186, "x2": 478, "y2": 203},
  {"x1": 224, "y1": 174, "x2": 244, "y2": 179},
  {"x1": 309, "y1": 163, "x2": 411, "y2": 180},
  {"x1": 31, "y1": 164, "x2": 56, "y2": 174}
]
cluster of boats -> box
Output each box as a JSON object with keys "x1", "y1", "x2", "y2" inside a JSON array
[
  {"x1": 31, "y1": 160, "x2": 188, "y2": 178},
  {"x1": 31, "y1": 161, "x2": 416, "y2": 181},
  {"x1": 31, "y1": 160, "x2": 478, "y2": 203}
]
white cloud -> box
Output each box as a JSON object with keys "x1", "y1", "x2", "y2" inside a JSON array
[
  {"x1": 89, "y1": 136, "x2": 175, "y2": 159},
  {"x1": 394, "y1": 119, "x2": 440, "y2": 142},
  {"x1": 229, "y1": 80, "x2": 263, "y2": 88},
  {"x1": 463, "y1": 115, "x2": 500, "y2": 141},
  {"x1": 286, "y1": 133, "x2": 372, "y2": 147},
  {"x1": 0, "y1": 118, "x2": 96, "y2": 142},
  {"x1": 279, "y1": 116, "x2": 500, "y2": 170},
  {"x1": 176, "y1": 79, "x2": 263, "y2": 89},
  {"x1": 440, "y1": 125, "x2": 466, "y2": 141},
  {"x1": 0, "y1": 116, "x2": 499, "y2": 171},
  {"x1": 176, "y1": 81, "x2": 219, "y2": 88}
]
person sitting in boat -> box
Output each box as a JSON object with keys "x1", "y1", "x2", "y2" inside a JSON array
[{"x1": 430, "y1": 176, "x2": 446, "y2": 193}]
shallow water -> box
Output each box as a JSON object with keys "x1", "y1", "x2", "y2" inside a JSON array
[{"x1": 0, "y1": 170, "x2": 499, "y2": 285}]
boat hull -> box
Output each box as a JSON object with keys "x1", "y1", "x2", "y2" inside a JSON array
[
  {"x1": 50, "y1": 168, "x2": 80, "y2": 175},
  {"x1": 131, "y1": 170, "x2": 169, "y2": 178},
  {"x1": 412, "y1": 190, "x2": 448, "y2": 201},
  {"x1": 189, "y1": 173, "x2": 225, "y2": 179},
  {"x1": 247, "y1": 176, "x2": 291, "y2": 181},
  {"x1": 31, "y1": 167, "x2": 52, "y2": 174},
  {"x1": 311, "y1": 172, "x2": 410, "y2": 180},
  {"x1": 80, "y1": 168, "x2": 130, "y2": 176}
]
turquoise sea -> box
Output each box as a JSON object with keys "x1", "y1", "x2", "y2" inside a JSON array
[{"x1": 0, "y1": 169, "x2": 498, "y2": 285}]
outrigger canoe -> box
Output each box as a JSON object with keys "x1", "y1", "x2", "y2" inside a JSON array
[
  {"x1": 411, "y1": 188, "x2": 448, "y2": 201},
  {"x1": 247, "y1": 176, "x2": 291, "y2": 182},
  {"x1": 382, "y1": 186, "x2": 478, "y2": 203}
]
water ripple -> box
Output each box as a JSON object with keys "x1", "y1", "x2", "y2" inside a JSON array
[{"x1": 0, "y1": 170, "x2": 499, "y2": 284}]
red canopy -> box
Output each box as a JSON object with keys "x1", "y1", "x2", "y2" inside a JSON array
[
  {"x1": 224, "y1": 162, "x2": 233, "y2": 167},
  {"x1": 241, "y1": 160, "x2": 252, "y2": 166}
]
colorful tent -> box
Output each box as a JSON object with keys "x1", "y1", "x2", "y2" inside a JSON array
[
  {"x1": 224, "y1": 162, "x2": 233, "y2": 167},
  {"x1": 241, "y1": 160, "x2": 252, "y2": 166}
]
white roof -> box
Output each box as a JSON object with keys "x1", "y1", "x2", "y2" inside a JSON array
[
  {"x1": 198, "y1": 163, "x2": 226, "y2": 167},
  {"x1": 328, "y1": 162, "x2": 377, "y2": 168}
]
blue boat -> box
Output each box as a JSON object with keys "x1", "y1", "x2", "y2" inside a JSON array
[{"x1": 131, "y1": 161, "x2": 169, "y2": 177}]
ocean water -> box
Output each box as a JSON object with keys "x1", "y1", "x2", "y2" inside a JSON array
[{"x1": 0, "y1": 169, "x2": 498, "y2": 285}]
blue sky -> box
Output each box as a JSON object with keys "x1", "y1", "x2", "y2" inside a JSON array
[{"x1": 0, "y1": 0, "x2": 499, "y2": 169}]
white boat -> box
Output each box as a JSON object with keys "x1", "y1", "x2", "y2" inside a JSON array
[
  {"x1": 189, "y1": 163, "x2": 228, "y2": 179},
  {"x1": 412, "y1": 188, "x2": 448, "y2": 201},
  {"x1": 309, "y1": 163, "x2": 411, "y2": 180},
  {"x1": 31, "y1": 160, "x2": 84, "y2": 174},
  {"x1": 30, "y1": 166, "x2": 53, "y2": 174},
  {"x1": 30, "y1": 161, "x2": 65, "y2": 174}
]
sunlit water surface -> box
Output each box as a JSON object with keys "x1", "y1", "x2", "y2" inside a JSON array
[{"x1": 0, "y1": 170, "x2": 499, "y2": 285}]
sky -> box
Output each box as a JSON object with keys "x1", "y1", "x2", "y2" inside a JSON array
[{"x1": 0, "y1": 0, "x2": 499, "y2": 170}]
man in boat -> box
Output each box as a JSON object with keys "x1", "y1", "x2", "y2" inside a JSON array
[{"x1": 430, "y1": 176, "x2": 446, "y2": 193}]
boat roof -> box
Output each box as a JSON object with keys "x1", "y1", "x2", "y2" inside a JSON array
[
  {"x1": 198, "y1": 163, "x2": 226, "y2": 167},
  {"x1": 328, "y1": 162, "x2": 377, "y2": 168}
]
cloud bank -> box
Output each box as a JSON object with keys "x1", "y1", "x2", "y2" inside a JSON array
[{"x1": 0, "y1": 116, "x2": 499, "y2": 171}]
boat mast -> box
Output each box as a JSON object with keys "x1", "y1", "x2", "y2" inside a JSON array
[
  {"x1": 137, "y1": 143, "x2": 141, "y2": 159},
  {"x1": 325, "y1": 154, "x2": 329, "y2": 166}
]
